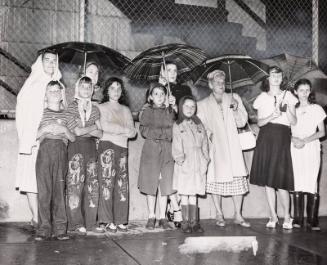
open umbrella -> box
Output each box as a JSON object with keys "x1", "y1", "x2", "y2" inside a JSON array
[
  {"x1": 125, "y1": 43, "x2": 207, "y2": 82},
  {"x1": 261, "y1": 53, "x2": 326, "y2": 89},
  {"x1": 188, "y1": 54, "x2": 269, "y2": 93},
  {"x1": 38, "y1": 41, "x2": 131, "y2": 75}
]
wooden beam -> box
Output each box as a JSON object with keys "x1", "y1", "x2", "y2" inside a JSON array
[
  {"x1": 0, "y1": 47, "x2": 30, "y2": 73},
  {"x1": 0, "y1": 79, "x2": 17, "y2": 96}
]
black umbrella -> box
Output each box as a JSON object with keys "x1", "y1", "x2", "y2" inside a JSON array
[
  {"x1": 188, "y1": 54, "x2": 269, "y2": 94},
  {"x1": 125, "y1": 43, "x2": 207, "y2": 82},
  {"x1": 38, "y1": 41, "x2": 131, "y2": 75}
]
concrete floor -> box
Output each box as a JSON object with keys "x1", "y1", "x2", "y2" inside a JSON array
[{"x1": 0, "y1": 218, "x2": 326, "y2": 265}]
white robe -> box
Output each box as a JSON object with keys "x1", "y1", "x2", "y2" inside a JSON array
[
  {"x1": 197, "y1": 93, "x2": 248, "y2": 183},
  {"x1": 15, "y1": 54, "x2": 61, "y2": 193}
]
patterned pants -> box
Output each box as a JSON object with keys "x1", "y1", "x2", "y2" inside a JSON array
[
  {"x1": 66, "y1": 137, "x2": 99, "y2": 230},
  {"x1": 97, "y1": 141, "x2": 129, "y2": 225}
]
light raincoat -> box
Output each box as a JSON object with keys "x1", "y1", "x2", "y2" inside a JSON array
[
  {"x1": 172, "y1": 119, "x2": 209, "y2": 195},
  {"x1": 197, "y1": 93, "x2": 248, "y2": 183}
]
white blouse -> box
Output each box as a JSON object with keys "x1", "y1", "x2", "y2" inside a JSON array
[{"x1": 253, "y1": 91, "x2": 298, "y2": 126}]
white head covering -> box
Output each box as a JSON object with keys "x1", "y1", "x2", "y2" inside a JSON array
[
  {"x1": 16, "y1": 53, "x2": 62, "y2": 154},
  {"x1": 74, "y1": 76, "x2": 94, "y2": 127}
]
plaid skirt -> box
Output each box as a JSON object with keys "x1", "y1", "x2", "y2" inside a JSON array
[{"x1": 206, "y1": 176, "x2": 249, "y2": 196}]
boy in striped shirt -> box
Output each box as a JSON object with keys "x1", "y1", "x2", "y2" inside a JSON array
[{"x1": 35, "y1": 80, "x2": 75, "y2": 241}]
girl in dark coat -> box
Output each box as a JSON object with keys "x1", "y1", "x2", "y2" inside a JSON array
[{"x1": 138, "y1": 82, "x2": 176, "y2": 230}]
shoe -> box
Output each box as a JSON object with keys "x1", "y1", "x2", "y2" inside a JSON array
[
  {"x1": 293, "y1": 192, "x2": 304, "y2": 228},
  {"x1": 145, "y1": 218, "x2": 156, "y2": 230},
  {"x1": 216, "y1": 215, "x2": 226, "y2": 227},
  {"x1": 266, "y1": 218, "x2": 279, "y2": 228},
  {"x1": 158, "y1": 218, "x2": 172, "y2": 230},
  {"x1": 190, "y1": 222, "x2": 204, "y2": 233},
  {"x1": 117, "y1": 224, "x2": 128, "y2": 232},
  {"x1": 106, "y1": 223, "x2": 117, "y2": 233},
  {"x1": 181, "y1": 221, "x2": 191, "y2": 233},
  {"x1": 307, "y1": 193, "x2": 320, "y2": 231},
  {"x1": 92, "y1": 226, "x2": 105, "y2": 233},
  {"x1": 234, "y1": 218, "x2": 251, "y2": 228},
  {"x1": 56, "y1": 234, "x2": 70, "y2": 241},
  {"x1": 35, "y1": 234, "x2": 50, "y2": 241},
  {"x1": 30, "y1": 219, "x2": 38, "y2": 229},
  {"x1": 75, "y1": 226, "x2": 87, "y2": 235},
  {"x1": 282, "y1": 218, "x2": 293, "y2": 230}
]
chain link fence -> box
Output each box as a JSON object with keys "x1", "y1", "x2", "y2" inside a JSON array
[{"x1": 0, "y1": 0, "x2": 325, "y2": 116}]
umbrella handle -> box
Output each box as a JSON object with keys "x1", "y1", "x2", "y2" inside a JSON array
[
  {"x1": 162, "y1": 51, "x2": 171, "y2": 97},
  {"x1": 83, "y1": 52, "x2": 87, "y2": 74}
]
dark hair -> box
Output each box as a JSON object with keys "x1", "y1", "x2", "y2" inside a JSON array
[
  {"x1": 146, "y1": 82, "x2": 167, "y2": 104},
  {"x1": 176, "y1": 95, "x2": 201, "y2": 125},
  {"x1": 293, "y1": 78, "x2": 316, "y2": 107},
  {"x1": 47, "y1": 80, "x2": 63, "y2": 89},
  {"x1": 102, "y1": 77, "x2": 128, "y2": 106},
  {"x1": 78, "y1": 76, "x2": 93, "y2": 86},
  {"x1": 41, "y1": 49, "x2": 58, "y2": 60},
  {"x1": 261, "y1": 65, "x2": 288, "y2": 92}
]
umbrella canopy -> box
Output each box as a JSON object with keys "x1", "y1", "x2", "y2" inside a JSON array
[
  {"x1": 188, "y1": 54, "x2": 269, "y2": 92},
  {"x1": 38, "y1": 42, "x2": 131, "y2": 75},
  {"x1": 125, "y1": 43, "x2": 207, "y2": 81},
  {"x1": 261, "y1": 53, "x2": 326, "y2": 89}
]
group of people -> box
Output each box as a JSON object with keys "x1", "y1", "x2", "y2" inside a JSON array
[{"x1": 14, "y1": 49, "x2": 325, "y2": 241}]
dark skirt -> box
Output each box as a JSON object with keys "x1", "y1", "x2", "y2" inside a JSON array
[{"x1": 250, "y1": 123, "x2": 294, "y2": 190}]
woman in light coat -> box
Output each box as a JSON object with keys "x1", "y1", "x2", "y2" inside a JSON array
[{"x1": 197, "y1": 70, "x2": 250, "y2": 228}]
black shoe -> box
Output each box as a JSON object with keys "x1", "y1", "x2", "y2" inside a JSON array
[
  {"x1": 307, "y1": 193, "x2": 320, "y2": 231},
  {"x1": 181, "y1": 221, "x2": 191, "y2": 233},
  {"x1": 56, "y1": 234, "x2": 70, "y2": 241},
  {"x1": 145, "y1": 218, "x2": 156, "y2": 230},
  {"x1": 190, "y1": 222, "x2": 204, "y2": 233},
  {"x1": 293, "y1": 192, "x2": 304, "y2": 228},
  {"x1": 158, "y1": 219, "x2": 172, "y2": 230}
]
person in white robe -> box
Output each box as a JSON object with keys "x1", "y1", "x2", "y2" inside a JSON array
[{"x1": 15, "y1": 50, "x2": 62, "y2": 226}]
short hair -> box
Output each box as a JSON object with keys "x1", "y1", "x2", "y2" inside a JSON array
[
  {"x1": 261, "y1": 65, "x2": 287, "y2": 92},
  {"x1": 294, "y1": 78, "x2": 315, "y2": 106},
  {"x1": 41, "y1": 49, "x2": 57, "y2": 60},
  {"x1": 147, "y1": 82, "x2": 167, "y2": 104},
  {"x1": 207, "y1": 69, "x2": 226, "y2": 81},
  {"x1": 46, "y1": 80, "x2": 63, "y2": 89},
  {"x1": 102, "y1": 77, "x2": 129, "y2": 106},
  {"x1": 78, "y1": 76, "x2": 93, "y2": 86}
]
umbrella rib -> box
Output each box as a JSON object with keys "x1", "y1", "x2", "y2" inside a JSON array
[{"x1": 246, "y1": 60, "x2": 269, "y2": 75}]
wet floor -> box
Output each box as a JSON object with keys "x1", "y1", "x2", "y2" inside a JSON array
[{"x1": 0, "y1": 218, "x2": 326, "y2": 265}]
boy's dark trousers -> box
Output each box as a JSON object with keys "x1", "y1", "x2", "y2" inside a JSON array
[
  {"x1": 97, "y1": 141, "x2": 129, "y2": 225},
  {"x1": 36, "y1": 139, "x2": 68, "y2": 237},
  {"x1": 66, "y1": 137, "x2": 99, "y2": 230}
]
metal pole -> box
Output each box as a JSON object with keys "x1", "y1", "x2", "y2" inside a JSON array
[
  {"x1": 79, "y1": 0, "x2": 85, "y2": 42},
  {"x1": 312, "y1": 0, "x2": 319, "y2": 65}
]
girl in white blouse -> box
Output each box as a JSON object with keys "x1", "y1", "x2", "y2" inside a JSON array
[{"x1": 250, "y1": 66, "x2": 297, "y2": 230}]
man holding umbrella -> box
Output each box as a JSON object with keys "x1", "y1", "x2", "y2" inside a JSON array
[{"x1": 197, "y1": 70, "x2": 250, "y2": 228}]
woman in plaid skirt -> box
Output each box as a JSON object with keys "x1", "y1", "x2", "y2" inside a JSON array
[{"x1": 197, "y1": 70, "x2": 250, "y2": 228}]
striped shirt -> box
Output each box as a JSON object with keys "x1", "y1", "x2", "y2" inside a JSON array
[
  {"x1": 66, "y1": 100, "x2": 100, "y2": 131},
  {"x1": 38, "y1": 108, "x2": 70, "y2": 144}
]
